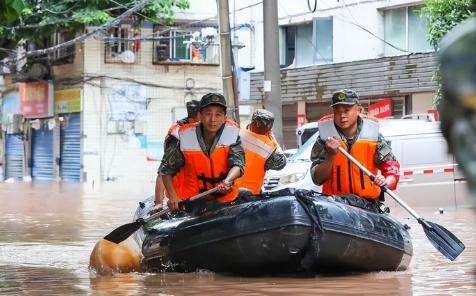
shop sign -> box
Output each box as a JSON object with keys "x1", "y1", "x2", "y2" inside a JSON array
[
  {"x1": 368, "y1": 98, "x2": 392, "y2": 118},
  {"x1": 19, "y1": 81, "x2": 54, "y2": 118},
  {"x1": 55, "y1": 88, "x2": 81, "y2": 114},
  {"x1": 297, "y1": 113, "x2": 306, "y2": 127},
  {"x1": 1, "y1": 93, "x2": 20, "y2": 124}
]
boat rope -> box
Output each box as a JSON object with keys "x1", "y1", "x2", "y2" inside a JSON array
[{"x1": 294, "y1": 189, "x2": 324, "y2": 271}]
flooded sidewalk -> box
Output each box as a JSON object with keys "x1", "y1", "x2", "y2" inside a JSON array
[{"x1": 0, "y1": 182, "x2": 475, "y2": 295}]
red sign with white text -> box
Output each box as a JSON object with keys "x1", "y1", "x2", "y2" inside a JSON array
[
  {"x1": 297, "y1": 113, "x2": 306, "y2": 127},
  {"x1": 19, "y1": 81, "x2": 54, "y2": 118},
  {"x1": 368, "y1": 98, "x2": 392, "y2": 118}
]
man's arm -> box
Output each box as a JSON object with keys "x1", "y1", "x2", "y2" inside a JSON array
[
  {"x1": 228, "y1": 136, "x2": 245, "y2": 177},
  {"x1": 265, "y1": 147, "x2": 287, "y2": 171},
  {"x1": 310, "y1": 137, "x2": 339, "y2": 185},
  {"x1": 375, "y1": 134, "x2": 400, "y2": 190},
  {"x1": 217, "y1": 137, "x2": 245, "y2": 193},
  {"x1": 162, "y1": 174, "x2": 181, "y2": 211},
  {"x1": 157, "y1": 138, "x2": 185, "y2": 212}
]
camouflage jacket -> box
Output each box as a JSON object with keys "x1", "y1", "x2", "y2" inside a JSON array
[
  {"x1": 310, "y1": 117, "x2": 397, "y2": 169},
  {"x1": 158, "y1": 122, "x2": 245, "y2": 176}
]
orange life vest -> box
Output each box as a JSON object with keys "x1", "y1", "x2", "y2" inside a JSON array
[
  {"x1": 164, "y1": 119, "x2": 196, "y2": 198},
  {"x1": 179, "y1": 120, "x2": 240, "y2": 202},
  {"x1": 237, "y1": 129, "x2": 278, "y2": 194},
  {"x1": 318, "y1": 114, "x2": 381, "y2": 199}
]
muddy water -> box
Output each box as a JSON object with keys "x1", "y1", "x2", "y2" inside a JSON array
[{"x1": 0, "y1": 182, "x2": 474, "y2": 295}]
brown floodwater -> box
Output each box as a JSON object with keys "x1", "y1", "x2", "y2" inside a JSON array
[{"x1": 0, "y1": 182, "x2": 475, "y2": 295}]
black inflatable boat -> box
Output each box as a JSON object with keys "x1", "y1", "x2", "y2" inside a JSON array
[{"x1": 133, "y1": 189, "x2": 413, "y2": 273}]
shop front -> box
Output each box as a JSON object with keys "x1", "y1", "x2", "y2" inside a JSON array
[
  {"x1": 55, "y1": 88, "x2": 82, "y2": 181},
  {"x1": 19, "y1": 81, "x2": 55, "y2": 181},
  {"x1": 2, "y1": 92, "x2": 24, "y2": 180}
]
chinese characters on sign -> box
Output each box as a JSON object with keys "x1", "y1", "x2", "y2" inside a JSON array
[
  {"x1": 297, "y1": 114, "x2": 306, "y2": 127},
  {"x1": 19, "y1": 81, "x2": 54, "y2": 118},
  {"x1": 55, "y1": 88, "x2": 81, "y2": 114},
  {"x1": 368, "y1": 98, "x2": 392, "y2": 119}
]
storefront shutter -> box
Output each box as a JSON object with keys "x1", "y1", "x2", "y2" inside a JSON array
[
  {"x1": 5, "y1": 134, "x2": 24, "y2": 179},
  {"x1": 31, "y1": 125, "x2": 54, "y2": 180},
  {"x1": 60, "y1": 113, "x2": 81, "y2": 181}
]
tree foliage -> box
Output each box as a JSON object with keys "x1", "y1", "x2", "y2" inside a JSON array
[
  {"x1": 0, "y1": 0, "x2": 190, "y2": 57},
  {"x1": 420, "y1": 0, "x2": 474, "y2": 105}
]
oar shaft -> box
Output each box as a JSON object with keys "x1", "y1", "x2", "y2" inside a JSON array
[
  {"x1": 337, "y1": 146, "x2": 421, "y2": 220},
  {"x1": 144, "y1": 187, "x2": 219, "y2": 222},
  {"x1": 189, "y1": 187, "x2": 219, "y2": 201}
]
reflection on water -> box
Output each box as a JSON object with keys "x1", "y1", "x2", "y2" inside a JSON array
[{"x1": 0, "y1": 182, "x2": 475, "y2": 295}]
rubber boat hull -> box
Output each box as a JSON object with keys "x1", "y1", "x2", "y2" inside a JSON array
[{"x1": 133, "y1": 190, "x2": 413, "y2": 273}]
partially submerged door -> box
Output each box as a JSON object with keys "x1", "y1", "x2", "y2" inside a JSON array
[{"x1": 31, "y1": 125, "x2": 54, "y2": 180}]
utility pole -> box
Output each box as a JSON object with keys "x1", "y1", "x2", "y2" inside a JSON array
[
  {"x1": 217, "y1": 0, "x2": 237, "y2": 121},
  {"x1": 263, "y1": 0, "x2": 283, "y2": 146}
]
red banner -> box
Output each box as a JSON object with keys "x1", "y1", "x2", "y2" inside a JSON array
[
  {"x1": 19, "y1": 81, "x2": 54, "y2": 118},
  {"x1": 368, "y1": 98, "x2": 392, "y2": 118},
  {"x1": 427, "y1": 109, "x2": 439, "y2": 121},
  {"x1": 297, "y1": 113, "x2": 306, "y2": 127}
]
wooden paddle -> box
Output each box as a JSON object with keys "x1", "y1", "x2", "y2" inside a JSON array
[
  {"x1": 338, "y1": 146, "x2": 465, "y2": 261},
  {"x1": 103, "y1": 187, "x2": 219, "y2": 244}
]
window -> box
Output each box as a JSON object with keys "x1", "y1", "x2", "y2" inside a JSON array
[
  {"x1": 104, "y1": 24, "x2": 140, "y2": 63},
  {"x1": 153, "y1": 24, "x2": 219, "y2": 64},
  {"x1": 384, "y1": 6, "x2": 432, "y2": 56},
  {"x1": 48, "y1": 31, "x2": 75, "y2": 64},
  {"x1": 279, "y1": 17, "x2": 333, "y2": 67}
]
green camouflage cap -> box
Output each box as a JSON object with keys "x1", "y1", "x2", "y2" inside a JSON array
[
  {"x1": 252, "y1": 109, "x2": 275, "y2": 129},
  {"x1": 331, "y1": 89, "x2": 360, "y2": 106},
  {"x1": 186, "y1": 99, "x2": 200, "y2": 117},
  {"x1": 199, "y1": 93, "x2": 227, "y2": 111}
]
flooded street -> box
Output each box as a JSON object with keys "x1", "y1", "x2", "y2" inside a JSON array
[{"x1": 0, "y1": 182, "x2": 475, "y2": 295}]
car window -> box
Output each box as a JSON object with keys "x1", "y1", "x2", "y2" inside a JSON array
[
  {"x1": 290, "y1": 132, "x2": 319, "y2": 161},
  {"x1": 300, "y1": 127, "x2": 319, "y2": 147}
]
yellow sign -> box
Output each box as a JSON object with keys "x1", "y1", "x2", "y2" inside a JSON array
[{"x1": 55, "y1": 88, "x2": 81, "y2": 113}]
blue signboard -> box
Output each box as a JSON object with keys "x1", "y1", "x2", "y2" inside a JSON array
[{"x1": 2, "y1": 93, "x2": 20, "y2": 124}]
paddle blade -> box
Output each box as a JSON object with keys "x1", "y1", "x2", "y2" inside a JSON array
[
  {"x1": 420, "y1": 219, "x2": 465, "y2": 261},
  {"x1": 104, "y1": 220, "x2": 144, "y2": 244}
]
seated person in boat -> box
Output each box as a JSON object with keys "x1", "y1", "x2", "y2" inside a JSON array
[
  {"x1": 237, "y1": 109, "x2": 286, "y2": 195},
  {"x1": 150, "y1": 100, "x2": 201, "y2": 214},
  {"x1": 159, "y1": 93, "x2": 245, "y2": 211},
  {"x1": 310, "y1": 89, "x2": 400, "y2": 200}
]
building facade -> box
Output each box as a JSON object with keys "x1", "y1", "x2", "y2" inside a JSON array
[
  {"x1": 231, "y1": 0, "x2": 438, "y2": 149},
  {"x1": 0, "y1": 14, "x2": 222, "y2": 185}
]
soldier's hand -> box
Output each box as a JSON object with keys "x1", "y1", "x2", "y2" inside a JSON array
[
  {"x1": 217, "y1": 180, "x2": 233, "y2": 193},
  {"x1": 372, "y1": 174, "x2": 387, "y2": 187},
  {"x1": 167, "y1": 195, "x2": 181, "y2": 212},
  {"x1": 325, "y1": 137, "x2": 340, "y2": 155},
  {"x1": 148, "y1": 202, "x2": 163, "y2": 215}
]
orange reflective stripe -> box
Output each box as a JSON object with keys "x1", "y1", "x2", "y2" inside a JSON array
[{"x1": 237, "y1": 130, "x2": 278, "y2": 194}]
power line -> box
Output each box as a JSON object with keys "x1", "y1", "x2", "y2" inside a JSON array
[{"x1": 1, "y1": 0, "x2": 156, "y2": 67}]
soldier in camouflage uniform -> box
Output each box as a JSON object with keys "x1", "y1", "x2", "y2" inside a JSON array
[
  {"x1": 310, "y1": 89, "x2": 400, "y2": 200},
  {"x1": 251, "y1": 109, "x2": 287, "y2": 171},
  {"x1": 439, "y1": 17, "x2": 476, "y2": 203},
  {"x1": 159, "y1": 93, "x2": 245, "y2": 211},
  {"x1": 237, "y1": 109, "x2": 287, "y2": 194},
  {"x1": 150, "y1": 99, "x2": 201, "y2": 214}
]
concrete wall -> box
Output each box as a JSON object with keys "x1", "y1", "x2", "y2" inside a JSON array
[
  {"x1": 231, "y1": 0, "x2": 428, "y2": 71},
  {"x1": 80, "y1": 27, "x2": 222, "y2": 185},
  {"x1": 411, "y1": 92, "x2": 435, "y2": 113}
]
